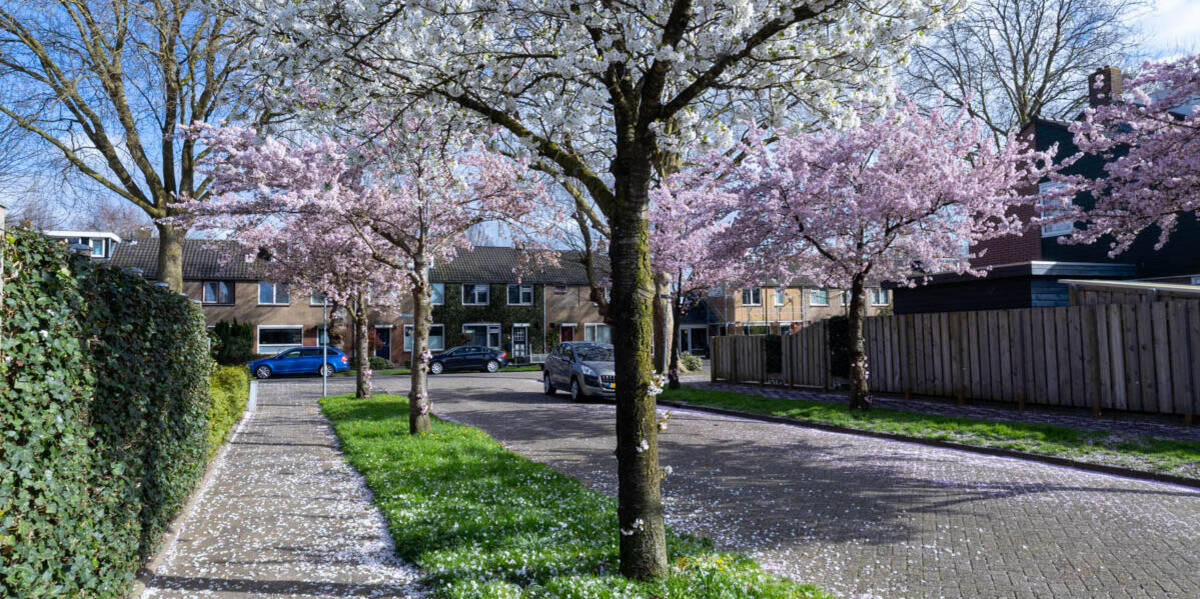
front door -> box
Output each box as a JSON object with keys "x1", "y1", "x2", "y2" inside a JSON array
[
  {"x1": 560, "y1": 324, "x2": 575, "y2": 342},
  {"x1": 511, "y1": 326, "x2": 529, "y2": 363},
  {"x1": 374, "y1": 327, "x2": 391, "y2": 361}
]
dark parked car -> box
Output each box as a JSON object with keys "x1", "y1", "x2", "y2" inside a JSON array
[
  {"x1": 428, "y1": 345, "x2": 508, "y2": 374},
  {"x1": 248, "y1": 346, "x2": 349, "y2": 379},
  {"x1": 543, "y1": 342, "x2": 615, "y2": 401}
]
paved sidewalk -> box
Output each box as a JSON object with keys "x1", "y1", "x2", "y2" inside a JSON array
[
  {"x1": 138, "y1": 382, "x2": 422, "y2": 598},
  {"x1": 692, "y1": 381, "x2": 1200, "y2": 441}
]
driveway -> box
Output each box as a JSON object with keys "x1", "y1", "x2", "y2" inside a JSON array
[{"x1": 280, "y1": 372, "x2": 1200, "y2": 599}]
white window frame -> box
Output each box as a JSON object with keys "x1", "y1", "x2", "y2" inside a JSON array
[
  {"x1": 404, "y1": 324, "x2": 446, "y2": 351},
  {"x1": 1038, "y1": 181, "x2": 1073, "y2": 238},
  {"x1": 507, "y1": 283, "x2": 534, "y2": 306},
  {"x1": 89, "y1": 238, "x2": 105, "y2": 257},
  {"x1": 553, "y1": 284, "x2": 568, "y2": 294},
  {"x1": 741, "y1": 288, "x2": 762, "y2": 306},
  {"x1": 258, "y1": 282, "x2": 290, "y2": 306},
  {"x1": 584, "y1": 322, "x2": 612, "y2": 344},
  {"x1": 431, "y1": 283, "x2": 445, "y2": 305},
  {"x1": 773, "y1": 288, "x2": 786, "y2": 306},
  {"x1": 870, "y1": 288, "x2": 889, "y2": 306},
  {"x1": 310, "y1": 291, "x2": 327, "y2": 306},
  {"x1": 202, "y1": 281, "x2": 234, "y2": 305},
  {"x1": 810, "y1": 289, "x2": 829, "y2": 306},
  {"x1": 462, "y1": 322, "x2": 502, "y2": 349},
  {"x1": 462, "y1": 284, "x2": 490, "y2": 306},
  {"x1": 840, "y1": 290, "x2": 850, "y2": 306},
  {"x1": 256, "y1": 325, "x2": 303, "y2": 354}
]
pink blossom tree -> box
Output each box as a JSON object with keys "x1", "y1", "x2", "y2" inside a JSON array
[
  {"x1": 1051, "y1": 54, "x2": 1200, "y2": 255},
  {"x1": 650, "y1": 171, "x2": 740, "y2": 389},
  {"x1": 183, "y1": 112, "x2": 555, "y2": 432},
  {"x1": 704, "y1": 102, "x2": 1056, "y2": 409}
]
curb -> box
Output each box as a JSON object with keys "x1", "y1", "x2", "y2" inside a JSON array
[
  {"x1": 129, "y1": 380, "x2": 259, "y2": 598},
  {"x1": 656, "y1": 398, "x2": 1200, "y2": 490}
]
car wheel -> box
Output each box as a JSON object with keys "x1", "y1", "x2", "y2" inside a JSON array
[
  {"x1": 485, "y1": 359, "x2": 500, "y2": 373},
  {"x1": 430, "y1": 361, "x2": 444, "y2": 375},
  {"x1": 318, "y1": 363, "x2": 334, "y2": 377},
  {"x1": 570, "y1": 378, "x2": 583, "y2": 402},
  {"x1": 254, "y1": 365, "x2": 272, "y2": 380},
  {"x1": 543, "y1": 371, "x2": 557, "y2": 396}
]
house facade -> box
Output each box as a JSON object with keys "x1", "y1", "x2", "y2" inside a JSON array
[
  {"x1": 108, "y1": 241, "x2": 608, "y2": 363},
  {"x1": 894, "y1": 67, "x2": 1200, "y2": 315}
]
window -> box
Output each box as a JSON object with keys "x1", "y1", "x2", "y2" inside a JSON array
[
  {"x1": 774, "y1": 288, "x2": 786, "y2": 306},
  {"x1": 89, "y1": 238, "x2": 105, "y2": 257},
  {"x1": 840, "y1": 290, "x2": 849, "y2": 306},
  {"x1": 553, "y1": 284, "x2": 568, "y2": 294},
  {"x1": 258, "y1": 282, "x2": 290, "y2": 305},
  {"x1": 404, "y1": 324, "x2": 445, "y2": 351},
  {"x1": 202, "y1": 281, "x2": 234, "y2": 305},
  {"x1": 584, "y1": 323, "x2": 612, "y2": 344},
  {"x1": 257, "y1": 325, "x2": 302, "y2": 354},
  {"x1": 1038, "y1": 181, "x2": 1073, "y2": 237},
  {"x1": 463, "y1": 323, "x2": 501, "y2": 348},
  {"x1": 741, "y1": 288, "x2": 762, "y2": 306},
  {"x1": 317, "y1": 325, "x2": 330, "y2": 345},
  {"x1": 507, "y1": 284, "x2": 534, "y2": 305},
  {"x1": 310, "y1": 291, "x2": 327, "y2": 306},
  {"x1": 810, "y1": 289, "x2": 829, "y2": 306},
  {"x1": 462, "y1": 284, "x2": 490, "y2": 306},
  {"x1": 870, "y1": 288, "x2": 889, "y2": 306},
  {"x1": 431, "y1": 283, "x2": 445, "y2": 305}
]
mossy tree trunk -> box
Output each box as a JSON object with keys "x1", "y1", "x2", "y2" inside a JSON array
[
  {"x1": 353, "y1": 291, "x2": 372, "y2": 399},
  {"x1": 847, "y1": 274, "x2": 871, "y2": 410},
  {"x1": 652, "y1": 270, "x2": 672, "y2": 374},
  {"x1": 408, "y1": 263, "x2": 434, "y2": 434}
]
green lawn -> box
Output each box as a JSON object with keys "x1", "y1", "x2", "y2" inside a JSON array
[
  {"x1": 322, "y1": 393, "x2": 832, "y2": 599},
  {"x1": 659, "y1": 386, "x2": 1200, "y2": 480},
  {"x1": 334, "y1": 364, "x2": 543, "y2": 377}
]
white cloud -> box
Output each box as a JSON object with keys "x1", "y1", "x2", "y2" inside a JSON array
[{"x1": 1133, "y1": 0, "x2": 1200, "y2": 59}]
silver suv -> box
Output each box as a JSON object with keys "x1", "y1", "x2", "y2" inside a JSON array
[{"x1": 543, "y1": 342, "x2": 615, "y2": 400}]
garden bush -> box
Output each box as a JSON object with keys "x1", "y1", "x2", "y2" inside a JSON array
[
  {"x1": 210, "y1": 319, "x2": 255, "y2": 365},
  {"x1": 1, "y1": 229, "x2": 214, "y2": 598},
  {"x1": 369, "y1": 355, "x2": 394, "y2": 370},
  {"x1": 679, "y1": 351, "x2": 703, "y2": 372},
  {"x1": 208, "y1": 366, "x2": 251, "y2": 458}
]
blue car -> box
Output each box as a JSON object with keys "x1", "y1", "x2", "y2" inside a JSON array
[{"x1": 249, "y1": 346, "x2": 349, "y2": 379}]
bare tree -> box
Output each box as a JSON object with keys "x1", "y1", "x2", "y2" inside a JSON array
[
  {"x1": 905, "y1": 0, "x2": 1145, "y2": 143},
  {"x1": 78, "y1": 201, "x2": 155, "y2": 239},
  {"x1": 0, "y1": 0, "x2": 254, "y2": 290}
]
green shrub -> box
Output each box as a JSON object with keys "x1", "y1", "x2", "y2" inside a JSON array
[
  {"x1": 211, "y1": 319, "x2": 254, "y2": 365},
  {"x1": 826, "y1": 316, "x2": 850, "y2": 378},
  {"x1": 207, "y1": 366, "x2": 251, "y2": 458},
  {"x1": 1, "y1": 229, "x2": 212, "y2": 598},
  {"x1": 679, "y1": 351, "x2": 703, "y2": 372},
  {"x1": 368, "y1": 355, "x2": 394, "y2": 370}
]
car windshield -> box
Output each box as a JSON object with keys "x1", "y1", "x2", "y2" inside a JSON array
[{"x1": 576, "y1": 345, "x2": 614, "y2": 361}]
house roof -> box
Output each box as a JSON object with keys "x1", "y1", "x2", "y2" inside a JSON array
[
  {"x1": 430, "y1": 246, "x2": 603, "y2": 285},
  {"x1": 111, "y1": 239, "x2": 604, "y2": 286},
  {"x1": 109, "y1": 238, "x2": 264, "y2": 280}
]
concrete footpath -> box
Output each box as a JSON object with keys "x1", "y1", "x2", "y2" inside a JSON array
[{"x1": 138, "y1": 380, "x2": 422, "y2": 598}]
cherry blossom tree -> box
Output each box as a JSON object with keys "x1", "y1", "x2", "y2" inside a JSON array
[
  {"x1": 705, "y1": 101, "x2": 1056, "y2": 410},
  {"x1": 228, "y1": 0, "x2": 957, "y2": 578},
  {"x1": 1050, "y1": 54, "x2": 1200, "y2": 255},
  {"x1": 182, "y1": 111, "x2": 553, "y2": 433}
]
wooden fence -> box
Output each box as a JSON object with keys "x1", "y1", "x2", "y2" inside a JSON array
[
  {"x1": 710, "y1": 321, "x2": 830, "y2": 389},
  {"x1": 864, "y1": 301, "x2": 1200, "y2": 416},
  {"x1": 709, "y1": 300, "x2": 1200, "y2": 416}
]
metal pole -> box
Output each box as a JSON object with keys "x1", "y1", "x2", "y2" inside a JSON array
[{"x1": 322, "y1": 296, "x2": 328, "y2": 398}]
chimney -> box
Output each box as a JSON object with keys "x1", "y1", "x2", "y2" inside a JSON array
[{"x1": 1089, "y1": 66, "x2": 1123, "y2": 107}]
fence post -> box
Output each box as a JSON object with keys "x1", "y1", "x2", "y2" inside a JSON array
[
  {"x1": 710, "y1": 336, "x2": 718, "y2": 382},
  {"x1": 759, "y1": 335, "x2": 767, "y2": 386},
  {"x1": 729, "y1": 336, "x2": 739, "y2": 383}
]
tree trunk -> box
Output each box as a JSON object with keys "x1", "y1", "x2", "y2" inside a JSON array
[
  {"x1": 847, "y1": 275, "x2": 871, "y2": 410},
  {"x1": 155, "y1": 221, "x2": 185, "y2": 292},
  {"x1": 609, "y1": 142, "x2": 668, "y2": 581},
  {"x1": 668, "y1": 296, "x2": 684, "y2": 390},
  {"x1": 652, "y1": 270, "x2": 672, "y2": 373},
  {"x1": 408, "y1": 267, "x2": 433, "y2": 434},
  {"x1": 355, "y1": 292, "x2": 371, "y2": 399}
]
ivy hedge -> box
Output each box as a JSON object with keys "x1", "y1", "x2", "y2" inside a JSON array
[
  {"x1": 433, "y1": 283, "x2": 546, "y2": 356},
  {"x1": 1, "y1": 229, "x2": 214, "y2": 598}
]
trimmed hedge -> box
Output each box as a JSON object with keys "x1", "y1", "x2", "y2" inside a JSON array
[
  {"x1": 1, "y1": 229, "x2": 213, "y2": 598},
  {"x1": 207, "y1": 366, "x2": 251, "y2": 458},
  {"x1": 210, "y1": 319, "x2": 254, "y2": 365}
]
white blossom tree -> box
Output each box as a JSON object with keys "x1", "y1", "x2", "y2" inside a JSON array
[{"x1": 228, "y1": 0, "x2": 956, "y2": 578}]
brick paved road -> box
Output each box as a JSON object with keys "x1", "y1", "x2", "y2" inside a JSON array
[
  {"x1": 138, "y1": 381, "x2": 421, "y2": 598},
  {"x1": 391, "y1": 371, "x2": 1198, "y2": 599}
]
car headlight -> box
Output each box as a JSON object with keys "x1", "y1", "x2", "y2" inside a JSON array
[{"x1": 580, "y1": 365, "x2": 597, "y2": 377}]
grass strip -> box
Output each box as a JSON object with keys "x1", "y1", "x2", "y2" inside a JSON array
[
  {"x1": 660, "y1": 386, "x2": 1200, "y2": 480},
  {"x1": 322, "y1": 393, "x2": 832, "y2": 599}
]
